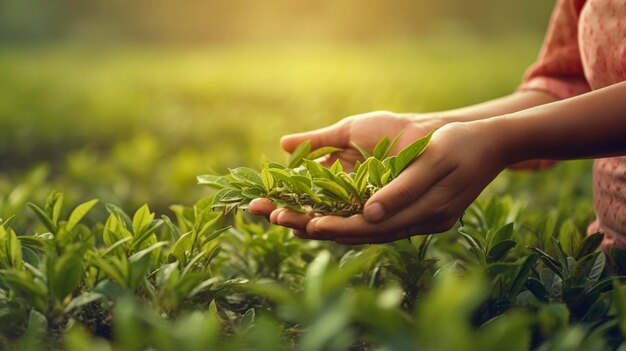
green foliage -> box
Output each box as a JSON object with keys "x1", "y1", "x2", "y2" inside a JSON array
[{"x1": 199, "y1": 132, "x2": 433, "y2": 216}]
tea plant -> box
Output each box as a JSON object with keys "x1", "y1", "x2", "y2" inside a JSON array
[{"x1": 198, "y1": 132, "x2": 432, "y2": 216}]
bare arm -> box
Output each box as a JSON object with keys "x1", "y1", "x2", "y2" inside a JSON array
[{"x1": 496, "y1": 81, "x2": 626, "y2": 161}]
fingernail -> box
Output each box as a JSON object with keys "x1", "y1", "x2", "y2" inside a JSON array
[{"x1": 364, "y1": 202, "x2": 385, "y2": 222}]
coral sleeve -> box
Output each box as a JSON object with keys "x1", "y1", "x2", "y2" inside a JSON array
[{"x1": 518, "y1": 0, "x2": 590, "y2": 99}]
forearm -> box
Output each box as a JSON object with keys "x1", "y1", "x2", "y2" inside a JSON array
[
  {"x1": 490, "y1": 81, "x2": 626, "y2": 163},
  {"x1": 413, "y1": 90, "x2": 559, "y2": 127}
]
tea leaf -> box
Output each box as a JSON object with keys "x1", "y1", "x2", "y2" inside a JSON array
[
  {"x1": 27, "y1": 202, "x2": 56, "y2": 233},
  {"x1": 351, "y1": 141, "x2": 371, "y2": 159},
  {"x1": 287, "y1": 141, "x2": 311, "y2": 168},
  {"x1": 307, "y1": 146, "x2": 342, "y2": 161},
  {"x1": 313, "y1": 179, "x2": 351, "y2": 202},
  {"x1": 488, "y1": 223, "x2": 514, "y2": 251},
  {"x1": 132, "y1": 204, "x2": 154, "y2": 236},
  {"x1": 330, "y1": 159, "x2": 343, "y2": 174},
  {"x1": 197, "y1": 174, "x2": 229, "y2": 189},
  {"x1": 230, "y1": 167, "x2": 262, "y2": 186},
  {"x1": 66, "y1": 199, "x2": 99, "y2": 232},
  {"x1": 575, "y1": 232, "x2": 604, "y2": 260},
  {"x1": 367, "y1": 158, "x2": 385, "y2": 187},
  {"x1": 373, "y1": 136, "x2": 390, "y2": 160},
  {"x1": 393, "y1": 130, "x2": 433, "y2": 176},
  {"x1": 260, "y1": 168, "x2": 274, "y2": 192},
  {"x1": 487, "y1": 240, "x2": 516, "y2": 263}
]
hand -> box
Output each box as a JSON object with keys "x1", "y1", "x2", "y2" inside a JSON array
[
  {"x1": 249, "y1": 111, "x2": 441, "y2": 221},
  {"x1": 251, "y1": 120, "x2": 511, "y2": 244},
  {"x1": 279, "y1": 111, "x2": 441, "y2": 171}
]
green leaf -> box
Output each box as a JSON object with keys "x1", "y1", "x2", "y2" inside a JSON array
[
  {"x1": 526, "y1": 278, "x2": 549, "y2": 302},
  {"x1": 267, "y1": 168, "x2": 292, "y2": 185},
  {"x1": 27, "y1": 202, "x2": 56, "y2": 233},
  {"x1": 287, "y1": 140, "x2": 312, "y2": 168},
  {"x1": 66, "y1": 199, "x2": 99, "y2": 232},
  {"x1": 530, "y1": 247, "x2": 563, "y2": 278},
  {"x1": 313, "y1": 179, "x2": 351, "y2": 203},
  {"x1": 170, "y1": 232, "x2": 193, "y2": 265},
  {"x1": 6, "y1": 229, "x2": 22, "y2": 268},
  {"x1": 52, "y1": 255, "x2": 83, "y2": 300},
  {"x1": 260, "y1": 168, "x2": 274, "y2": 192},
  {"x1": 128, "y1": 241, "x2": 169, "y2": 263},
  {"x1": 373, "y1": 136, "x2": 390, "y2": 160},
  {"x1": 392, "y1": 130, "x2": 433, "y2": 176},
  {"x1": 351, "y1": 141, "x2": 371, "y2": 159},
  {"x1": 487, "y1": 240, "x2": 516, "y2": 263},
  {"x1": 575, "y1": 232, "x2": 604, "y2": 260},
  {"x1": 304, "y1": 159, "x2": 326, "y2": 178},
  {"x1": 45, "y1": 192, "x2": 63, "y2": 228},
  {"x1": 197, "y1": 174, "x2": 229, "y2": 189},
  {"x1": 307, "y1": 146, "x2": 342, "y2": 161},
  {"x1": 488, "y1": 222, "x2": 514, "y2": 251},
  {"x1": 132, "y1": 204, "x2": 154, "y2": 237},
  {"x1": 230, "y1": 167, "x2": 263, "y2": 185},
  {"x1": 64, "y1": 292, "x2": 104, "y2": 313},
  {"x1": 330, "y1": 159, "x2": 343, "y2": 174},
  {"x1": 510, "y1": 254, "x2": 538, "y2": 296},
  {"x1": 367, "y1": 158, "x2": 385, "y2": 187}
]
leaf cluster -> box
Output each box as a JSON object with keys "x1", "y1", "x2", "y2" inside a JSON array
[{"x1": 199, "y1": 132, "x2": 433, "y2": 216}]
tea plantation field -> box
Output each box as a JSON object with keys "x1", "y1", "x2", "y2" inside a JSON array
[{"x1": 1, "y1": 38, "x2": 621, "y2": 350}]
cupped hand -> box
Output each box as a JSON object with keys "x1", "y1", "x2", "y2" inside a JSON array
[
  {"x1": 249, "y1": 110, "x2": 439, "y2": 220},
  {"x1": 252, "y1": 121, "x2": 509, "y2": 244}
]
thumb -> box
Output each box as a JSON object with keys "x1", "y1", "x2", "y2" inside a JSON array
[
  {"x1": 280, "y1": 120, "x2": 350, "y2": 153},
  {"x1": 362, "y1": 160, "x2": 440, "y2": 223}
]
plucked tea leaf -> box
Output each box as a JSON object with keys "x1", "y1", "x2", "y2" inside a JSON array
[
  {"x1": 230, "y1": 167, "x2": 262, "y2": 185},
  {"x1": 288, "y1": 140, "x2": 311, "y2": 168},
  {"x1": 307, "y1": 146, "x2": 342, "y2": 161},
  {"x1": 267, "y1": 168, "x2": 293, "y2": 185},
  {"x1": 393, "y1": 130, "x2": 433, "y2": 176},
  {"x1": 330, "y1": 159, "x2": 343, "y2": 174},
  {"x1": 373, "y1": 136, "x2": 390, "y2": 160},
  {"x1": 304, "y1": 159, "x2": 326, "y2": 178},
  {"x1": 197, "y1": 174, "x2": 229, "y2": 189},
  {"x1": 367, "y1": 158, "x2": 386, "y2": 187},
  {"x1": 313, "y1": 179, "x2": 351, "y2": 202},
  {"x1": 351, "y1": 141, "x2": 371, "y2": 159},
  {"x1": 260, "y1": 168, "x2": 274, "y2": 192}
]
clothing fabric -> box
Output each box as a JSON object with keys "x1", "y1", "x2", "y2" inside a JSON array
[{"x1": 518, "y1": 0, "x2": 626, "y2": 252}]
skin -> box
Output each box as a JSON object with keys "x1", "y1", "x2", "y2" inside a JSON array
[{"x1": 249, "y1": 82, "x2": 626, "y2": 244}]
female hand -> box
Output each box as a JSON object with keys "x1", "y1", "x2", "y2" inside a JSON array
[
  {"x1": 250, "y1": 120, "x2": 511, "y2": 244},
  {"x1": 248, "y1": 110, "x2": 440, "y2": 218}
]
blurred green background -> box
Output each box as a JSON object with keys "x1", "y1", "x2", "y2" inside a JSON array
[{"x1": 0, "y1": 0, "x2": 592, "y2": 220}]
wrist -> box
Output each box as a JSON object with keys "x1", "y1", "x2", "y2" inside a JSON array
[{"x1": 471, "y1": 117, "x2": 526, "y2": 168}]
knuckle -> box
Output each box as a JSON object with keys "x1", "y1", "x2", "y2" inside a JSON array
[{"x1": 394, "y1": 184, "x2": 419, "y2": 203}]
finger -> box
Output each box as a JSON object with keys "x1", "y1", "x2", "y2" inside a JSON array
[
  {"x1": 362, "y1": 154, "x2": 456, "y2": 223},
  {"x1": 269, "y1": 208, "x2": 289, "y2": 224},
  {"x1": 248, "y1": 198, "x2": 276, "y2": 217},
  {"x1": 275, "y1": 210, "x2": 313, "y2": 231},
  {"x1": 280, "y1": 120, "x2": 350, "y2": 153},
  {"x1": 305, "y1": 182, "x2": 466, "y2": 239}
]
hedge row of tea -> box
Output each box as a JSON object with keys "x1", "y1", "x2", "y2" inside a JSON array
[{"x1": 1, "y1": 183, "x2": 626, "y2": 350}]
